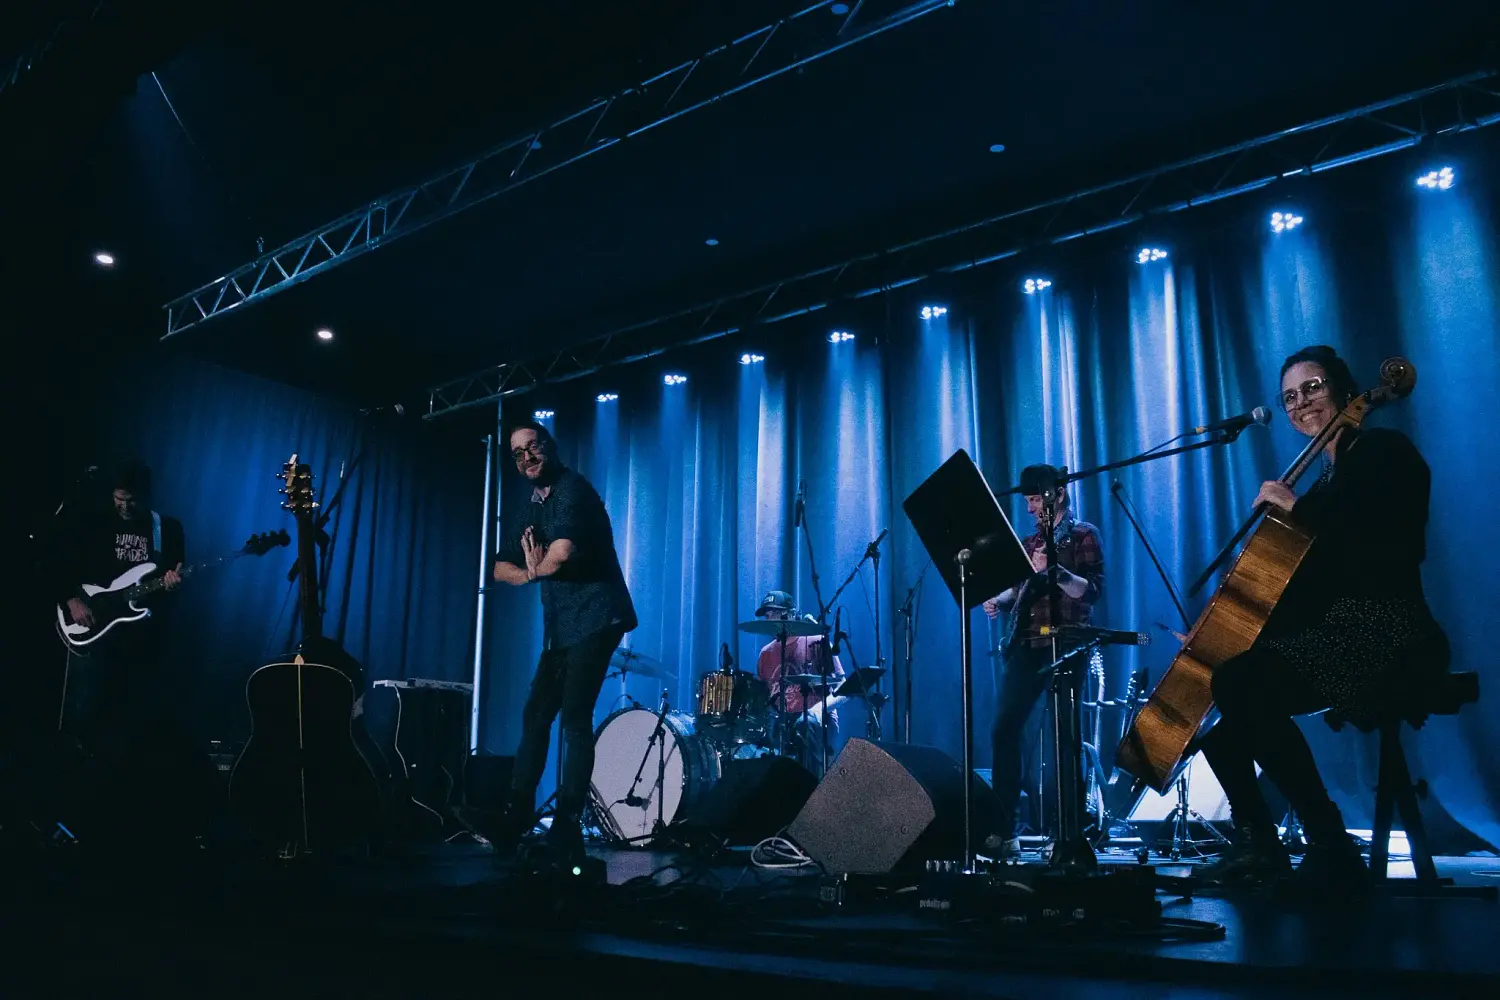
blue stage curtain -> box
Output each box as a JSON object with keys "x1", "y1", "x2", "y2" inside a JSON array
[
  {"x1": 74, "y1": 354, "x2": 484, "y2": 746},
  {"x1": 483, "y1": 133, "x2": 1500, "y2": 848}
]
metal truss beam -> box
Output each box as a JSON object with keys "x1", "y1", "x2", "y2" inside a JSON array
[
  {"x1": 424, "y1": 70, "x2": 1500, "y2": 420},
  {"x1": 160, "y1": 0, "x2": 958, "y2": 339}
]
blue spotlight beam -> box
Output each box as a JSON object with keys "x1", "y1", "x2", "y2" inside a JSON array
[
  {"x1": 158, "y1": 0, "x2": 958, "y2": 340},
  {"x1": 424, "y1": 70, "x2": 1500, "y2": 419}
]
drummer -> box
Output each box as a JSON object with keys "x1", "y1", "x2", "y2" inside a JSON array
[{"x1": 752, "y1": 590, "x2": 845, "y2": 730}]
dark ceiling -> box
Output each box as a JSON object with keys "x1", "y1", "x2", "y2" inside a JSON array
[{"x1": 6, "y1": 0, "x2": 1498, "y2": 406}]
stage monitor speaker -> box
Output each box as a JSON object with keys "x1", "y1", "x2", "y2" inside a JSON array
[
  {"x1": 676, "y1": 755, "x2": 818, "y2": 845},
  {"x1": 786, "y1": 738, "x2": 997, "y2": 874}
]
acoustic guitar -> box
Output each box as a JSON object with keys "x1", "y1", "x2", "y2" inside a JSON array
[
  {"x1": 227, "y1": 455, "x2": 382, "y2": 856},
  {"x1": 1115, "y1": 358, "x2": 1417, "y2": 792}
]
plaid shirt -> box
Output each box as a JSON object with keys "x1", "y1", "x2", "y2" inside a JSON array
[{"x1": 1001, "y1": 518, "x2": 1104, "y2": 649}]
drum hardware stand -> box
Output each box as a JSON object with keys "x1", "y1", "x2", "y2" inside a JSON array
[
  {"x1": 1159, "y1": 759, "x2": 1232, "y2": 860},
  {"x1": 1280, "y1": 808, "x2": 1306, "y2": 851}
]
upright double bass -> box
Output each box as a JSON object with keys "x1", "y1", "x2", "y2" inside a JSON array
[{"x1": 1115, "y1": 358, "x2": 1417, "y2": 791}]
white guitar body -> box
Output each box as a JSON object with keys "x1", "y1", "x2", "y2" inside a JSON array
[{"x1": 56, "y1": 562, "x2": 157, "y2": 649}]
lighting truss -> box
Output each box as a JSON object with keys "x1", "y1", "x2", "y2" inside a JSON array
[
  {"x1": 159, "y1": 0, "x2": 957, "y2": 339},
  {"x1": 425, "y1": 70, "x2": 1500, "y2": 419},
  {"x1": 2, "y1": 2, "x2": 112, "y2": 103}
]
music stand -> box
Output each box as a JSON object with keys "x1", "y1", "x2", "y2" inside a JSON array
[{"x1": 903, "y1": 449, "x2": 1033, "y2": 872}]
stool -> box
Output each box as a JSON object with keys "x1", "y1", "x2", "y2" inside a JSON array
[{"x1": 1337, "y1": 671, "x2": 1495, "y2": 900}]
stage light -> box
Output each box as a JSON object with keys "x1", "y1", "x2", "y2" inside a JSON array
[
  {"x1": 1270, "y1": 211, "x2": 1304, "y2": 233},
  {"x1": 989, "y1": 143, "x2": 1006, "y2": 153},
  {"x1": 919, "y1": 306, "x2": 947, "y2": 320},
  {"x1": 1023, "y1": 278, "x2": 1051, "y2": 294},
  {"x1": 1416, "y1": 166, "x2": 1455, "y2": 191},
  {"x1": 739, "y1": 353, "x2": 765, "y2": 364},
  {"x1": 705, "y1": 237, "x2": 720, "y2": 246},
  {"x1": 828, "y1": 330, "x2": 855, "y2": 343},
  {"x1": 831, "y1": 2, "x2": 850, "y2": 13},
  {"x1": 316, "y1": 328, "x2": 334, "y2": 341},
  {"x1": 533, "y1": 409, "x2": 554, "y2": 419},
  {"x1": 93, "y1": 251, "x2": 115, "y2": 267},
  {"x1": 663, "y1": 373, "x2": 688, "y2": 386},
  {"x1": 596, "y1": 393, "x2": 618, "y2": 403},
  {"x1": 1136, "y1": 247, "x2": 1168, "y2": 263}
]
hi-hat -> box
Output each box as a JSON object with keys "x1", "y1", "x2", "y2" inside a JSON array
[
  {"x1": 608, "y1": 647, "x2": 671, "y2": 680},
  {"x1": 738, "y1": 619, "x2": 824, "y2": 637}
]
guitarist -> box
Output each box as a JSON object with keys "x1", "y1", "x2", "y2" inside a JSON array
[
  {"x1": 980, "y1": 463, "x2": 1104, "y2": 860},
  {"x1": 48, "y1": 461, "x2": 199, "y2": 843}
]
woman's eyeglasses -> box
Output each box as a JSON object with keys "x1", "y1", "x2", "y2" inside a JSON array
[{"x1": 1280, "y1": 376, "x2": 1329, "y2": 410}]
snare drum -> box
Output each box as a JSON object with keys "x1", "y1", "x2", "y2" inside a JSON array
[{"x1": 591, "y1": 708, "x2": 719, "y2": 841}]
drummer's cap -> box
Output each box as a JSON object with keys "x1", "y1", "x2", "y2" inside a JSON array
[
  {"x1": 755, "y1": 590, "x2": 795, "y2": 617},
  {"x1": 1019, "y1": 464, "x2": 1065, "y2": 498}
]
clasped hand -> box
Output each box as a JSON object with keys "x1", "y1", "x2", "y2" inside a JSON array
[{"x1": 521, "y1": 527, "x2": 547, "y2": 580}]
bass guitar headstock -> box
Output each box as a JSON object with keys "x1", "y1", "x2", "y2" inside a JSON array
[
  {"x1": 279, "y1": 454, "x2": 318, "y2": 519},
  {"x1": 244, "y1": 529, "x2": 292, "y2": 556}
]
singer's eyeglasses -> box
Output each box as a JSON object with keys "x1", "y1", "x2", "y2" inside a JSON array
[
  {"x1": 1280, "y1": 376, "x2": 1329, "y2": 410},
  {"x1": 511, "y1": 442, "x2": 545, "y2": 463}
]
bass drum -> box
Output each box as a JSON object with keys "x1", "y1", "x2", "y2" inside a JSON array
[{"x1": 591, "y1": 708, "x2": 720, "y2": 841}]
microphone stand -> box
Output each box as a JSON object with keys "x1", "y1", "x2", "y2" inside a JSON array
[
  {"x1": 824, "y1": 529, "x2": 889, "y2": 733},
  {"x1": 896, "y1": 559, "x2": 931, "y2": 743},
  {"x1": 1006, "y1": 430, "x2": 1246, "y2": 874}
]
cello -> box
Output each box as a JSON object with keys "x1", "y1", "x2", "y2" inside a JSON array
[
  {"x1": 1114, "y1": 358, "x2": 1417, "y2": 792},
  {"x1": 228, "y1": 455, "x2": 383, "y2": 855}
]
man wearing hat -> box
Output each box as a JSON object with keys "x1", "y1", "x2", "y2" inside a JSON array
[
  {"x1": 753, "y1": 590, "x2": 845, "y2": 768},
  {"x1": 981, "y1": 463, "x2": 1104, "y2": 859}
]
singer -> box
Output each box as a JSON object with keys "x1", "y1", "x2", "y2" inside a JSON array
[
  {"x1": 980, "y1": 463, "x2": 1104, "y2": 860},
  {"x1": 491, "y1": 420, "x2": 638, "y2": 864},
  {"x1": 1196, "y1": 346, "x2": 1446, "y2": 890}
]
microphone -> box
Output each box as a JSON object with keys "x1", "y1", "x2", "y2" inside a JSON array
[
  {"x1": 1040, "y1": 624, "x2": 1152, "y2": 646},
  {"x1": 865, "y1": 527, "x2": 888, "y2": 557},
  {"x1": 1190, "y1": 406, "x2": 1271, "y2": 436},
  {"x1": 830, "y1": 607, "x2": 842, "y2": 655},
  {"x1": 793, "y1": 479, "x2": 806, "y2": 528}
]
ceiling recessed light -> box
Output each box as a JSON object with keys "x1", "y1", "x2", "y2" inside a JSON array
[
  {"x1": 988, "y1": 144, "x2": 1006, "y2": 153},
  {"x1": 316, "y1": 328, "x2": 334, "y2": 341},
  {"x1": 93, "y1": 252, "x2": 115, "y2": 267}
]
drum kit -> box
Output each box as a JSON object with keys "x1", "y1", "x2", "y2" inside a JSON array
[{"x1": 589, "y1": 616, "x2": 887, "y2": 845}]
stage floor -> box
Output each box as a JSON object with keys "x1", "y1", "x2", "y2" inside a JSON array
[{"x1": 3, "y1": 837, "x2": 1497, "y2": 998}]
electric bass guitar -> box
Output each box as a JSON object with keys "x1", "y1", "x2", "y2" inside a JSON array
[{"x1": 56, "y1": 530, "x2": 289, "y2": 649}]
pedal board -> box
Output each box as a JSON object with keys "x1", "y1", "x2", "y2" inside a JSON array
[{"x1": 916, "y1": 863, "x2": 1164, "y2": 926}]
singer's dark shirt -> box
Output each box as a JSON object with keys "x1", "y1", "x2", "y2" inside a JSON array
[
  {"x1": 497, "y1": 467, "x2": 637, "y2": 650},
  {"x1": 997, "y1": 518, "x2": 1104, "y2": 648}
]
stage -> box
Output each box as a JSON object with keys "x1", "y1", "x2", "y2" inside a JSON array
[{"x1": 5, "y1": 839, "x2": 1497, "y2": 998}]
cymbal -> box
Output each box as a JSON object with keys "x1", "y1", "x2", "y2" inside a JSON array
[
  {"x1": 738, "y1": 619, "x2": 824, "y2": 637},
  {"x1": 608, "y1": 647, "x2": 671, "y2": 680},
  {"x1": 783, "y1": 674, "x2": 829, "y2": 687}
]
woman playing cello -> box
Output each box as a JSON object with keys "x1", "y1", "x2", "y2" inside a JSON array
[{"x1": 1199, "y1": 345, "x2": 1446, "y2": 889}]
